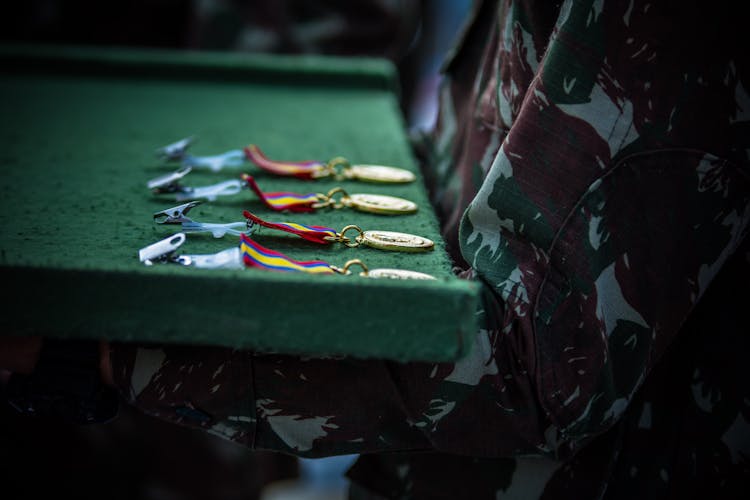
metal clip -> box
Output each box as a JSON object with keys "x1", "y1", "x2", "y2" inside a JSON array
[
  {"x1": 148, "y1": 168, "x2": 245, "y2": 202},
  {"x1": 138, "y1": 233, "x2": 187, "y2": 266},
  {"x1": 153, "y1": 201, "x2": 203, "y2": 224},
  {"x1": 156, "y1": 136, "x2": 196, "y2": 161},
  {"x1": 154, "y1": 201, "x2": 250, "y2": 238},
  {"x1": 148, "y1": 166, "x2": 193, "y2": 193},
  {"x1": 138, "y1": 233, "x2": 243, "y2": 269}
]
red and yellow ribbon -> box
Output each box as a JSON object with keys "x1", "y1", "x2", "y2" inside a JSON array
[
  {"x1": 244, "y1": 144, "x2": 328, "y2": 179},
  {"x1": 243, "y1": 210, "x2": 337, "y2": 244}
]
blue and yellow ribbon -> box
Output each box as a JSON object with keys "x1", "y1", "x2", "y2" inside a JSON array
[{"x1": 240, "y1": 234, "x2": 334, "y2": 273}]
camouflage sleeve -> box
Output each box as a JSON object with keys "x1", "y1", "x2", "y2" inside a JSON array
[
  {"x1": 424, "y1": 0, "x2": 750, "y2": 456},
  {"x1": 110, "y1": 0, "x2": 750, "y2": 461}
]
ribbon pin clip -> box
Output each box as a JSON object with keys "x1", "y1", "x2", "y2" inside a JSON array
[
  {"x1": 138, "y1": 233, "x2": 244, "y2": 269},
  {"x1": 147, "y1": 168, "x2": 244, "y2": 202},
  {"x1": 154, "y1": 201, "x2": 250, "y2": 238},
  {"x1": 148, "y1": 171, "x2": 418, "y2": 215},
  {"x1": 139, "y1": 234, "x2": 436, "y2": 279},
  {"x1": 244, "y1": 144, "x2": 416, "y2": 184},
  {"x1": 243, "y1": 175, "x2": 418, "y2": 215},
  {"x1": 243, "y1": 211, "x2": 434, "y2": 252}
]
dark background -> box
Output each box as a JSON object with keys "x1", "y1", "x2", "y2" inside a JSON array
[
  {"x1": 0, "y1": 1, "x2": 472, "y2": 499},
  {"x1": 0, "y1": 0, "x2": 473, "y2": 131}
]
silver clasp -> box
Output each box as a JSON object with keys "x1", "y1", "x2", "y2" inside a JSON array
[
  {"x1": 148, "y1": 166, "x2": 193, "y2": 193},
  {"x1": 156, "y1": 136, "x2": 196, "y2": 161},
  {"x1": 153, "y1": 201, "x2": 251, "y2": 238},
  {"x1": 153, "y1": 200, "x2": 202, "y2": 224},
  {"x1": 138, "y1": 233, "x2": 187, "y2": 266},
  {"x1": 148, "y1": 168, "x2": 245, "y2": 202}
]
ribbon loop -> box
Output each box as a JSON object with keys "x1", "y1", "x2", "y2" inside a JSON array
[
  {"x1": 338, "y1": 225, "x2": 364, "y2": 248},
  {"x1": 244, "y1": 144, "x2": 332, "y2": 179}
]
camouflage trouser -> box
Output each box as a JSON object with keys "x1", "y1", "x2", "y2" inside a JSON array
[{"x1": 110, "y1": 244, "x2": 750, "y2": 499}]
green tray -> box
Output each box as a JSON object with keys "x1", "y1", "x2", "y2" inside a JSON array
[{"x1": 0, "y1": 45, "x2": 478, "y2": 362}]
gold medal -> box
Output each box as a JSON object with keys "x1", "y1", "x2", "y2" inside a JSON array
[
  {"x1": 332, "y1": 259, "x2": 437, "y2": 280},
  {"x1": 358, "y1": 230, "x2": 434, "y2": 252},
  {"x1": 342, "y1": 165, "x2": 416, "y2": 184},
  {"x1": 314, "y1": 187, "x2": 418, "y2": 215},
  {"x1": 365, "y1": 268, "x2": 437, "y2": 280},
  {"x1": 343, "y1": 193, "x2": 418, "y2": 215}
]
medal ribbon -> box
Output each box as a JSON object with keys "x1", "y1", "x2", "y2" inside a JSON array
[
  {"x1": 242, "y1": 174, "x2": 318, "y2": 212},
  {"x1": 240, "y1": 233, "x2": 334, "y2": 273},
  {"x1": 243, "y1": 210, "x2": 337, "y2": 244},
  {"x1": 244, "y1": 144, "x2": 328, "y2": 179}
]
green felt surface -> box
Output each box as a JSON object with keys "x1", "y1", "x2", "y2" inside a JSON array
[{"x1": 0, "y1": 45, "x2": 478, "y2": 361}]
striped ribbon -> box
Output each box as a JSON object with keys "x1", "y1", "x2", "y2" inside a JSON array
[
  {"x1": 243, "y1": 210, "x2": 337, "y2": 244},
  {"x1": 240, "y1": 233, "x2": 334, "y2": 273},
  {"x1": 244, "y1": 144, "x2": 327, "y2": 179},
  {"x1": 242, "y1": 174, "x2": 318, "y2": 212}
]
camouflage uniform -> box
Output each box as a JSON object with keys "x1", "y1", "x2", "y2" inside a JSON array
[{"x1": 111, "y1": 0, "x2": 750, "y2": 498}]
